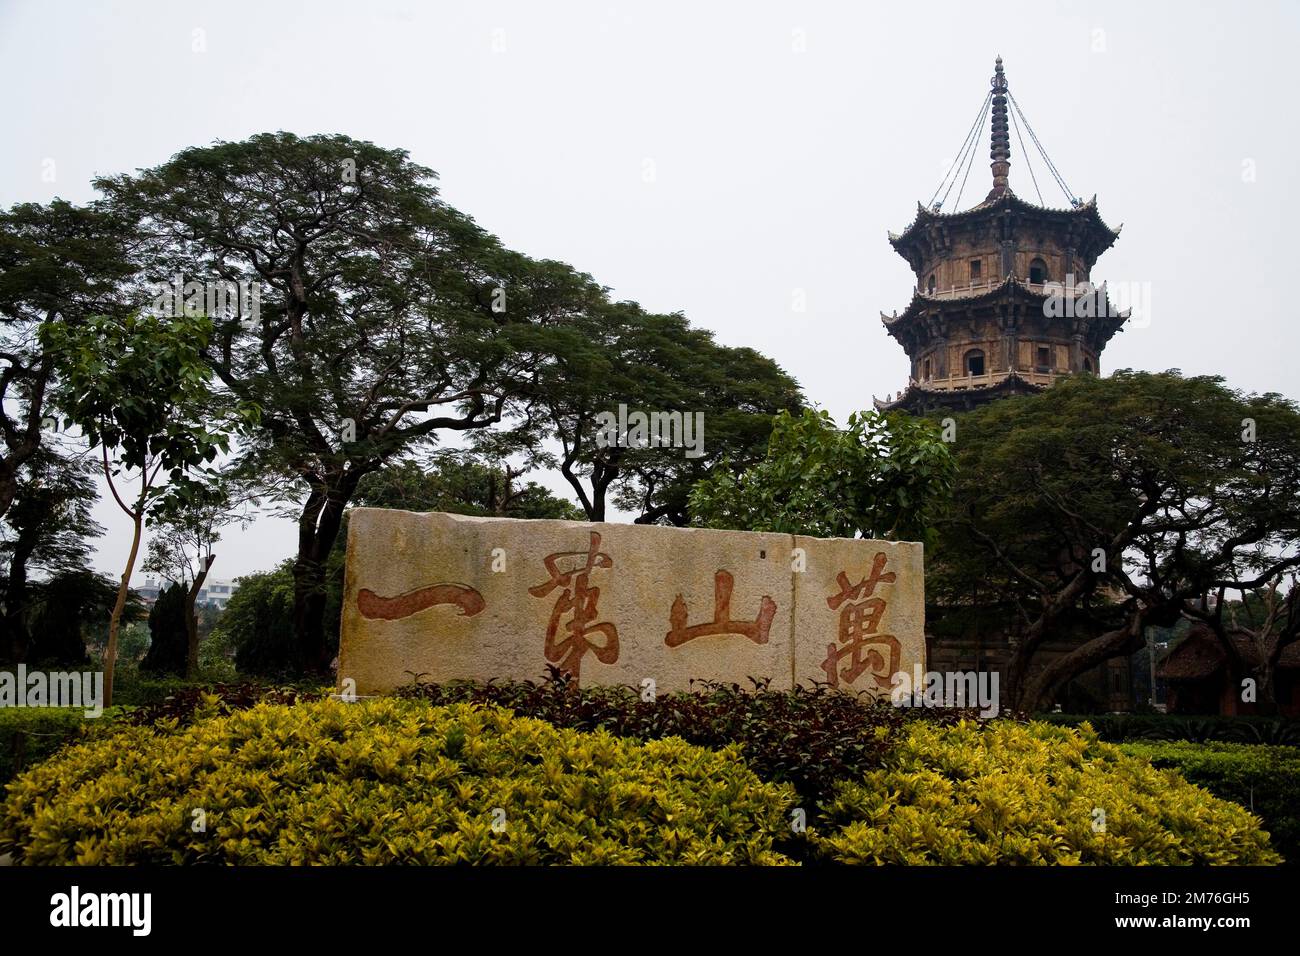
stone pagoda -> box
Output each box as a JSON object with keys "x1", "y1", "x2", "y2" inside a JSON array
[{"x1": 875, "y1": 57, "x2": 1126, "y2": 414}]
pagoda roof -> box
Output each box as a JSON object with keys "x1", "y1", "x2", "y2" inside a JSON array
[
  {"x1": 888, "y1": 190, "x2": 1122, "y2": 260},
  {"x1": 880, "y1": 273, "x2": 1131, "y2": 334},
  {"x1": 872, "y1": 370, "x2": 1049, "y2": 413}
]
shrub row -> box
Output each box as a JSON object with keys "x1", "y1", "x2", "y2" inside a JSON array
[
  {"x1": 813, "y1": 720, "x2": 1279, "y2": 865},
  {"x1": 0, "y1": 708, "x2": 93, "y2": 786},
  {"x1": 1, "y1": 681, "x2": 327, "y2": 786},
  {"x1": 1121, "y1": 741, "x2": 1300, "y2": 865},
  {"x1": 1039, "y1": 712, "x2": 1300, "y2": 745},
  {"x1": 1, "y1": 699, "x2": 798, "y2": 865},
  {"x1": 1, "y1": 698, "x2": 1279, "y2": 865},
  {"x1": 121, "y1": 682, "x2": 324, "y2": 727},
  {"x1": 398, "y1": 674, "x2": 991, "y2": 804}
]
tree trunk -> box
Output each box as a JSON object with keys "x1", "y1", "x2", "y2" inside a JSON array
[
  {"x1": 1254, "y1": 658, "x2": 1278, "y2": 716},
  {"x1": 0, "y1": 459, "x2": 18, "y2": 527},
  {"x1": 105, "y1": 508, "x2": 144, "y2": 708},
  {"x1": 292, "y1": 472, "x2": 361, "y2": 674},
  {"x1": 185, "y1": 554, "x2": 215, "y2": 679},
  {"x1": 1019, "y1": 612, "x2": 1148, "y2": 713},
  {"x1": 1002, "y1": 573, "x2": 1096, "y2": 710},
  {"x1": 0, "y1": 531, "x2": 36, "y2": 663},
  {"x1": 0, "y1": 353, "x2": 53, "y2": 522}
]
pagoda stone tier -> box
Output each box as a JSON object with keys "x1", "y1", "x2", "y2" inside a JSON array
[{"x1": 874, "y1": 58, "x2": 1126, "y2": 414}]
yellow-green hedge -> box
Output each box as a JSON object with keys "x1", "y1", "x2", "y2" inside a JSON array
[
  {"x1": 0, "y1": 699, "x2": 797, "y2": 865},
  {"x1": 810, "y1": 720, "x2": 1280, "y2": 865}
]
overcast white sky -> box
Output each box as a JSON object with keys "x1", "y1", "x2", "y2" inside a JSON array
[{"x1": 2, "y1": 0, "x2": 1297, "y2": 582}]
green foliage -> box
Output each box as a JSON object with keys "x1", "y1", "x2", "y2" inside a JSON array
[
  {"x1": 0, "y1": 199, "x2": 135, "y2": 525},
  {"x1": 689, "y1": 407, "x2": 954, "y2": 542},
  {"x1": 352, "y1": 456, "x2": 583, "y2": 520},
  {"x1": 927, "y1": 371, "x2": 1300, "y2": 711},
  {"x1": 24, "y1": 569, "x2": 129, "y2": 665},
  {"x1": 41, "y1": 310, "x2": 258, "y2": 703},
  {"x1": 141, "y1": 581, "x2": 187, "y2": 676},
  {"x1": 41, "y1": 312, "x2": 253, "y2": 481},
  {"x1": 1122, "y1": 741, "x2": 1300, "y2": 864},
  {"x1": 103, "y1": 665, "x2": 314, "y2": 709},
  {"x1": 1038, "y1": 712, "x2": 1300, "y2": 745},
  {"x1": 94, "y1": 132, "x2": 557, "y2": 671},
  {"x1": 115, "y1": 622, "x2": 150, "y2": 663},
  {"x1": 118, "y1": 681, "x2": 325, "y2": 727},
  {"x1": 0, "y1": 699, "x2": 798, "y2": 865},
  {"x1": 0, "y1": 707, "x2": 99, "y2": 786},
  {"x1": 216, "y1": 561, "x2": 299, "y2": 678},
  {"x1": 811, "y1": 720, "x2": 1279, "y2": 865},
  {"x1": 1, "y1": 444, "x2": 105, "y2": 662},
  {"x1": 400, "y1": 675, "x2": 980, "y2": 804}
]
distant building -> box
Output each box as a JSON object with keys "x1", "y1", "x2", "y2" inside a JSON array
[
  {"x1": 1157, "y1": 625, "x2": 1300, "y2": 716},
  {"x1": 137, "y1": 577, "x2": 241, "y2": 611}
]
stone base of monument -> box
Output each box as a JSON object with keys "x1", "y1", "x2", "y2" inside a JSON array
[{"x1": 338, "y1": 509, "x2": 925, "y2": 698}]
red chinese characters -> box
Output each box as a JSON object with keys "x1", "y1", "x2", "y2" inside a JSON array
[
  {"x1": 666, "y1": 570, "x2": 777, "y2": 647},
  {"x1": 357, "y1": 583, "x2": 485, "y2": 620},
  {"x1": 821, "y1": 552, "x2": 900, "y2": 690},
  {"x1": 528, "y1": 531, "x2": 619, "y2": 679}
]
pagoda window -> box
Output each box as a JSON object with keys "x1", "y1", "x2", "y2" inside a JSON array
[
  {"x1": 927, "y1": 273, "x2": 937, "y2": 294},
  {"x1": 1083, "y1": 356, "x2": 1094, "y2": 373},
  {"x1": 1029, "y1": 257, "x2": 1049, "y2": 284},
  {"x1": 964, "y1": 349, "x2": 985, "y2": 376},
  {"x1": 1036, "y1": 346, "x2": 1051, "y2": 370},
  {"x1": 923, "y1": 357, "x2": 932, "y2": 380},
  {"x1": 969, "y1": 259, "x2": 982, "y2": 281}
]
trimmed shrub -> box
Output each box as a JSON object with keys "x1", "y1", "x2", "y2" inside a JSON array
[
  {"x1": 221, "y1": 561, "x2": 302, "y2": 679},
  {"x1": 0, "y1": 708, "x2": 94, "y2": 785},
  {"x1": 400, "y1": 673, "x2": 990, "y2": 804},
  {"x1": 140, "y1": 581, "x2": 188, "y2": 676},
  {"x1": 0, "y1": 699, "x2": 797, "y2": 865},
  {"x1": 810, "y1": 720, "x2": 1280, "y2": 865},
  {"x1": 1122, "y1": 741, "x2": 1300, "y2": 865},
  {"x1": 120, "y1": 682, "x2": 324, "y2": 726},
  {"x1": 1038, "y1": 712, "x2": 1300, "y2": 746}
]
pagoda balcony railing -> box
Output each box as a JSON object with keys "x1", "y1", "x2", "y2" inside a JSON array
[
  {"x1": 917, "y1": 278, "x2": 1003, "y2": 299},
  {"x1": 914, "y1": 277, "x2": 1063, "y2": 299},
  {"x1": 913, "y1": 369, "x2": 1058, "y2": 392}
]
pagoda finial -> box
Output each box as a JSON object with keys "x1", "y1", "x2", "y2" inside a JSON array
[{"x1": 988, "y1": 56, "x2": 1010, "y2": 199}]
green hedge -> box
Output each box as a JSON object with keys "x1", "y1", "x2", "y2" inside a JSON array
[
  {"x1": 107, "y1": 666, "x2": 328, "y2": 707},
  {"x1": 0, "y1": 708, "x2": 97, "y2": 786},
  {"x1": 1121, "y1": 741, "x2": 1300, "y2": 865},
  {"x1": 400, "y1": 677, "x2": 955, "y2": 804},
  {"x1": 811, "y1": 720, "x2": 1280, "y2": 865},
  {"x1": 0, "y1": 699, "x2": 798, "y2": 865},
  {"x1": 4, "y1": 690, "x2": 1286, "y2": 866},
  {"x1": 1038, "y1": 712, "x2": 1300, "y2": 745}
]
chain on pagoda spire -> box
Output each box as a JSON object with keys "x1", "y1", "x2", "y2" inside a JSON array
[{"x1": 988, "y1": 56, "x2": 1010, "y2": 200}]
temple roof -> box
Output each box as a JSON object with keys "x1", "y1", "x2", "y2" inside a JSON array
[
  {"x1": 888, "y1": 190, "x2": 1122, "y2": 262},
  {"x1": 1158, "y1": 625, "x2": 1300, "y2": 680},
  {"x1": 890, "y1": 57, "x2": 1121, "y2": 262},
  {"x1": 880, "y1": 272, "x2": 1131, "y2": 333},
  {"x1": 872, "y1": 371, "x2": 1047, "y2": 413}
]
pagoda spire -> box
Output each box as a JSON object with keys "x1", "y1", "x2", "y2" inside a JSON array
[{"x1": 988, "y1": 56, "x2": 1010, "y2": 199}]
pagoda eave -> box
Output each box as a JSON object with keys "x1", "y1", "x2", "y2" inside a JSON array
[
  {"x1": 888, "y1": 191, "x2": 1120, "y2": 265},
  {"x1": 874, "y1": 372, "x2": 1051, "y2": 414}
]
